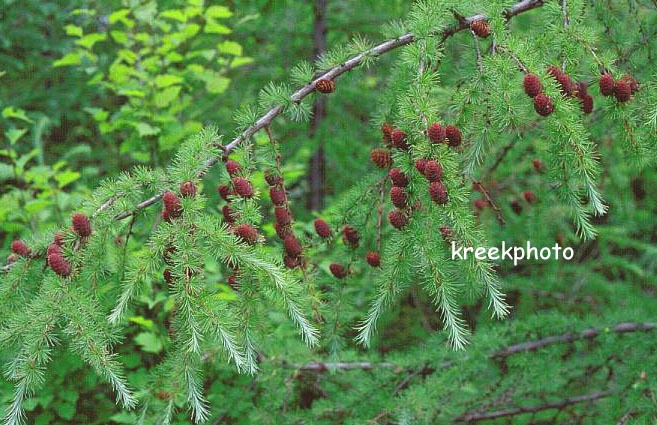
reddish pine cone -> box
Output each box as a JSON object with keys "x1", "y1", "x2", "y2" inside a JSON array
[
  {"x1": 582, "y1": 94, "x2": 594, "y2": 114},
  {"x1": 390, "y1": 186, "x2": 408, "y2": 208},
  {"x1": 342, "y1": 226, "x2": 360, "y2": 247},
  {"x1": 423, "y1": 160, "x2": 444, "y2": 182},
  {"x1": 314, "y1": 219, "x2": 331, "y2": 238},
  {"x1": 429, "y1": 181, "x2": 449, "y2": 205},
  {"x1": 11, "y1": 240, "x2": 30, "y2": 257},
  {"x1": 370, "y1": 148, "x2": 392, "y2": 169},
  {"x1": 269, "y1": 187, "x2": 286, "y2": 206},
  {"x1": 523, "y1": 73, "x2": 543, "y2": 98},
  {"x1": 217, "y1": 185, "x2": 232, "y2": 201},
  {"x1": 274, "y1": 222, "x2": 292, "y2": 239},
  {"x1": 235, "y1": 224, "x2": 258, "y2": 245},
  {"x1": 533, "y1": 94, "x2": 554, "y2": 117},
  {"x1": 388, "y1": 209, "x2": 408, "y2": 230},
  {"x1": 225, "y1": 160, "x2": 242, "y2": 176},
  {"x1": 227, "y1": 271, "x2": 239, "y2": 289},
  {"x1": 283, "y1": 234, "x2": 302, "y2": 258},
  {"x1": 511, "y1": 200, "x2": 523, "y2": 215},
  {"x1": 523, "y1": 190, "x2": 537, "y2": 204},
  {"x1": 48, "y1": 253, "x2": 72, "y2": 277},
  {"x1": 222, "y1": 205, "x2": 236, "y2": 224},
  {"x1": 614, "y1": 80, "x2": 632, "y2": 102},
  {"x1": 163, "y1": 191, "x2": 182, "y2": 218},
  {"x1": 391, "y1": 128, "x2": 409, "y2": 150},
  {"x1": 161, "y1": 210, "x2": 171, "y2": 223},
  {"x1": 381, "y1": 123, "x2": 394, "y2": 144},
  {"x1": 180, "y1": 181, "x2": 197, "y2": 197},
  {"x1": 474, "y1": 198, "x2": 488, "y2": 210},
  {"x1": 265, "y1": 170, "x2": 283, "y2": 186},
  {"x1": 620, "y1": 75, "x2": 639, "y2": 94},
  {"x1": 72, "y1": 213, "x2": 92, "y2": 237},
  {"x1": 556, "y1": 73, "x2": 576, "y2": 97},
  {"x1": 547, "y1": 65, "x2": 561, "y2": 79},
  {"x1": 283, "y1": 255, "x2": 299, "y2": 269},
  {"x1": 275, "y1": 207, "x2": 292, "y2": 225},
  {"x1": 532, "y1": 159, "x2": 543, "y2": 172},
  {"x1": 366, "y1": 251, "x2": 381, "y2": 267},
  {"x1": 47, "y1": 243, "x2": 62, "y2": 257},
  {"x1": 329, "y1": 263, "x2": 348, "y2": 279},
  {"x1": 576, "y1": 81, "x2": 588, "y2": 99},
  {"x1": 163, "y1": 268, "x2": 173, "y2": 284},
  {"x1": 232, "y1": 177, "x2": 254, "y2": 198},
  {"x1": 599, "y1": 74, "x2": 615, "y2": 96},
  {"x1": 445, "y1": 125, "x2": 462, "y2": 147},
  {"x1": 470, "y1": 19, "x2": 490, "y2": 38},
  {"x1": 53, "y1": 232, "x2": 65, "y2": 246},
  {"x1": 439, "y1": 225, "x2": 453, "y2": 241},
  {"x1": 315, "y1": 79, "x2": 335, "y2": 93},
  {"x1": 415, "y1": 158, "x2": 428, "y2": 174},
  {"x1": 427, "y1": 123, "x2": 446, "y2": 144},
  {"x1": 388, "y1": 168, "x2": 408, "y2": 187}
]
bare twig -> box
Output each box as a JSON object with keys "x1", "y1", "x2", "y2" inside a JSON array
[
  {"x1": 471, "y1": 178, "x2": 505, "y2": 225},
  {"x1": 457, "y1": 390, "x2": 612, "y2": 422},
  {"x1": 492, "y1": 322, "x2": 657, "y2": 359}
]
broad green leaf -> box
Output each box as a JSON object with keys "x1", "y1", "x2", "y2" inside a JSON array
[
  {"x1": 109, "y1": 9, "x2": 134, "y2": 27},
  {"x1": 53, "y1": 52, "x2": 81, "y2": 67},
  {"x1": 153, "y1": 85, "x2": 181, "y2": 108},
  {"x1": 108, "y1": 62, "x2": 132, "y2": 83},
  {"x1": 0, "y1": 163, "x2": 13, "y2": 180},
  {"x1": 160, "y1": 9, "x2": 187, "y2": 22},
  {"x1": 3, "y1": 107, "x2": 34, "y2": 124},
  {"x1": 64, "y1": 25, "x2": 83, "y2": 37},
  {"x1": 71, "y1": 8, "x2": 96, "y2": 16},
  {"x1": 182, "y1": 23, "x2": 200, "y2": 38},
  {"x1": 5, "y1": 128, "x2": 28, "y2": 145},
  {"x1": 118, "y1": 89, "x2": 146, "y2": 98},
  {"x1": 204, "y1": 19, "x2": 231, "y2": 34},
  {"x1": 75, "y1": 33, "x2": 107, "y2": 50},
  {"x1": 110, "y1": 31, "x2": 129, "y2": 45},
  {"x1": 217, "y1": 41, "x2": 242, "y2": 56},
  {"x1": 154, "y1": 74, "x2": 183, "y2": 88},
  {"x1": 135, "y1": 122, "x2": 161, "y2": 137},
  {"x1": 205, "y1": 75, "x2": 230, "y2": 94},
  {"x1": 117, "y1": 49, "x2": 137, "y2": 64},
  {"x1": 24, "y1": 199, "x2": 53, "y2": 214},
  {"x1": 205, "y1": 5, "x2": 232, "y2": 19},
  {"x1": 54, "y1": 170, "x2": 81, "y2": 188},
  {"x1": 16, "y1": 149, "x2": 40, "y2": 172},
  {"x1": 231, "y1": 57, "x2": 254, "y2": 68},
  {"x1": 83, "y1": 107, "x2": 108, "y2": 122},
  {"x1": 166, "y1": 51, "x2": 184, "y2": 62},
  {"x1": 134, "y1": 332, "x2": 163, "y2": 353},
  {"x1": 129, "y1": 316, "x2": 154, "y2": 329},
  {"x1": 53, "y1": 401, "x2": 76, "y2": 420}
]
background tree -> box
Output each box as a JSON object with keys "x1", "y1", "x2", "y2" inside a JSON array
[{"x1": 1, "y1": 0, "x2": 657, "y2": 423}]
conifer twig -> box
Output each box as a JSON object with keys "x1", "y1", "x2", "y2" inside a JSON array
[
  {"x1": 456, "y1": 390, "x2": 612, "y2": 422},
  {"x1": 471, "y1": 178, "x2": 505, "y2": 225},
  {"x1": 107, "y1": 0, "x2": 547, "y2": 222}
]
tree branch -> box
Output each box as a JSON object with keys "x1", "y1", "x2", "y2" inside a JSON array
[
  {"x1": 456, "y1": 390, "x2": 612, "y2": 422},
  {"x1": 107, "y1": 0, "x2": 546, "y2": 222}
]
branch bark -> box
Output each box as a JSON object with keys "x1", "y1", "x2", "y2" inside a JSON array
[
  {"x1": 456, "y1": 390, "x2": 612, "y2": 422},
  {"x1": 109, "y1": 0, "x2": 546, "y2": 221}
]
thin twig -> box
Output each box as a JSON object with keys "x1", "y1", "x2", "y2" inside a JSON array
[
  {"x1": 471, "y1": 178, "x2": 505, "y2": 225},
  {"x1": 457, "y1": 390, "x2": 612, "y2": 422}
]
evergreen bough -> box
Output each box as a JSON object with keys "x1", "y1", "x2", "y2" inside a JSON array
[{"x1": 2, "y1": 0, "x2": 656, "y2": 423}]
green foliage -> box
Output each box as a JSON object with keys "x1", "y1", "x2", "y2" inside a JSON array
[
  {"x1": 55, "y1": 1, "x2": 248, "y2": 166},
  {"x1": 1, "y1": 0, "x2": 657, "y2": 424},
  {"x1": 0, "y1": 103, "x2": 84, "y2": 236}
]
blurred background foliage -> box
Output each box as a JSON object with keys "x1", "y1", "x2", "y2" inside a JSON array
[{"x1": 1, "y1": 0, "x2": 656, "y2": 423}]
